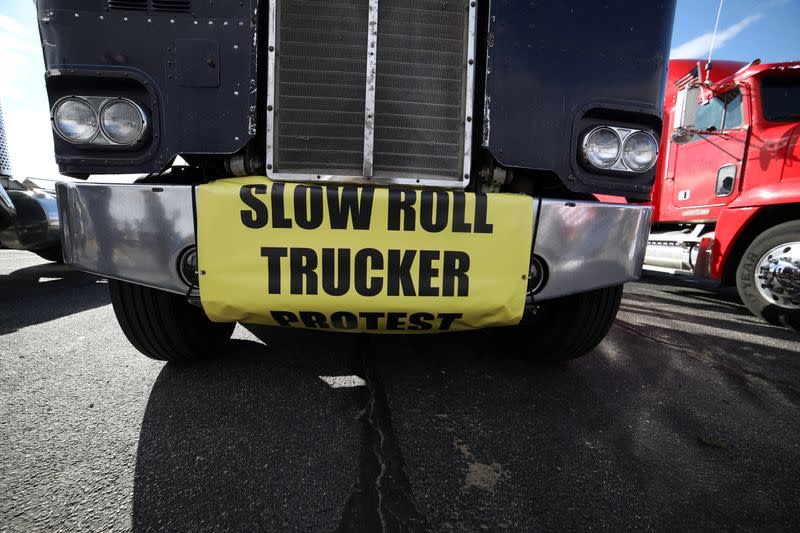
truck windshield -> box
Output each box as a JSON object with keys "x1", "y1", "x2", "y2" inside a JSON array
[{"x1": 761, "y1": 75, "x2": 800, "y2": 122}]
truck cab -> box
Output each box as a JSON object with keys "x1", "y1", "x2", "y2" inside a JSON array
[
  {"x1": 36, "y1": 0, "x2": 677, "y2": 361},
  {"x1": 645, "y1": 59, "x2": 800, "y2": 330}
]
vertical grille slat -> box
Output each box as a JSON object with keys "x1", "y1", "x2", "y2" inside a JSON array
[{"x1": 269, "y1": 0, "x2": 471, "y2": 184}]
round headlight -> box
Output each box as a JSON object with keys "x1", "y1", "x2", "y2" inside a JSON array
[
  {"x1": 100, "y1": 99, "x2": 147, "y2": 145},
  {"x1": 622, "y1": 131, "x2": 659, "y2": 171},
  {"x1": 582, "y1": 127, "x2": 621, "y2": 168},
  {"x1": 52, "y1": 98, "x2": 98, "y2": 144}
]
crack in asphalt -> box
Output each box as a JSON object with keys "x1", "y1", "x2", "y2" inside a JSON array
[
  {"x1": 337, "y1": 336, "x2": 429, "y2": 533},
  {"x1": 368, "y1": 373, "x2": 389, "y2": 531}
]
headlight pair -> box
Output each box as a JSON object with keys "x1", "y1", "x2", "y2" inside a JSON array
[
  {"x1": 52, "y1": 96, "x2": 148, "y2": 146},
  {"x1": 582, "y1": 126, "x2": 658, "y2": 173}
]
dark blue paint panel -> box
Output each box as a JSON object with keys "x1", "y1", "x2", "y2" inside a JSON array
[
  {"x1": 35, "y1": 0, "x2": 257, "y2": 175},
  {"x1": 483, "y1": 0, "x2": 676, "y2": 196}
]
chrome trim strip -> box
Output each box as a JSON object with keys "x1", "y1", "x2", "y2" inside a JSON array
[
  {"x1": 362, "y1": 0, "x2": 379, "y2": 178},
  {"x1": 462, "y1": 0, "x2": 477, "y2": 186},
  {"x1": 252, "y1": 172, "x2": 469, "y2": 189},
  {"x1": 265, "y1": 0, "x2": 277, "y2": 176},
  {"x1": 56, "y1": 182, "x2": 195, "y2": 295},
  {"x1": 533, "y1": 200, "x2": 652, "y2": 301}
]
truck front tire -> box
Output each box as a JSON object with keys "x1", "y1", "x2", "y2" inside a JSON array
[
  {"x1": 508, "y1": 285, "x2": 623, "y2": 361},
  {"x1": 736, "y1": 220, "x2": 800, "y2": 331},
  {"x1": 109, "y1": 279, "x2": 235, "y2": 362}
]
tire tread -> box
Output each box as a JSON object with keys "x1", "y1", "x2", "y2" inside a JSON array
[{"x1": 109, "y1": 280, "x2": 235, "y2": 361}]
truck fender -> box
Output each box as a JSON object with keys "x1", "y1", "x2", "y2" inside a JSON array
[
  {"x1": 715, "y1": 202, "x2": 800, "y2": 285},
  {"x1": 711, "y1": 207, "x2": 759, "y2": 281}
]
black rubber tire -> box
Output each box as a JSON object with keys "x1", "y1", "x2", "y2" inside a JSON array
[
  {"x1": 505, "y1": 285, "x2": 623, "y2": 361},
  {"x1": 735, "y1": 220, "x2": 800, "y2": 331},
  {"x1": 108, "y1": 279, "x2": 236, "y2": 362}
]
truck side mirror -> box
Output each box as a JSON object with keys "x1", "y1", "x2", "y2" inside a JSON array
[{"x1": 672, "y1": 86, "x2": 699, "y2": 144}]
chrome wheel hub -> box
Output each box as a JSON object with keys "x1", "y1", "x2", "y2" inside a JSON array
[{"x1": 756, "y1": 241, "x2": 800, "y2": 309}]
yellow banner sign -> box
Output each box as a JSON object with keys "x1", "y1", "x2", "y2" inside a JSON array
[{"x1": 196, "y1": 177, "x2": 534, "y2": 332}]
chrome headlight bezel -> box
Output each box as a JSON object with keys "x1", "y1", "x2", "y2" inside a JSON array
[
  {"x1": 581, "y1": 125, "x2": 659, "y2": 173},
  {"x1": 99, "y1": 98, "x2": 148, "y2": 146},
  {"x1": 581, "y1": 126, "x2": 622, "y2": 169},
  {"x1": 51, "y1": 96, "x2": 100, "y2": 145},
  {"x1": 50, "y1": 95, "x2": 149, "y2": 147},
  {"x1": 621, "y1": 130, "x2": 659, "y2": 172}
]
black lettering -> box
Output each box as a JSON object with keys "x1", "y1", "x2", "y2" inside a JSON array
[
  {"x1": 474, "y1": 193, "x2": 494, "y2": 234},
  {"x1": 271, "y1": 310, "x2": 298, "y2": 327},
  {"x1": 240, "y1": 184, "x2": 268, "y2": 228},
  {"x1": 331, "y1": 311, "x2": 358, "y2": 329},
  {"x1": 386, "y1": 312, "x2": 407, "y2": 330},
  {"x1": 408, "y1": 312, "x2": 434, "y2": 331},
  {"x1": 261, "y1": 247, "x2": 288, "y2": 294},
  {"x1": 321, "y1": 248, "x2": 350, "y2": 296},
  {"x1": 451, "y1": 191, "x2": 472, "y2": 233},
  {"x1": 442, "y1": 251, "x2": 470, "y2": 297},
  {"x1": 359, "y1": 312, "x2": 384, "y2": 330},
  {"x1": 420, "y1": 191, "x2": 449, "y2": 232},
  {"x1": 388, "y1": 190, "x2": 416, "y2": 231},
  {"x1": 299, "y1": 311, "x2": 329, "y2": 328},
  {"x1": 437, "y1": 312, "x2": 462, "y2": 331},
  {"x1": 327, "y1": 186, "x2": 374, "y2": 230},
  {"x1": 294, "y1": 185, "x2": 324, "y2": 230},
  {"x1": 387, "y1": 249, "x2": 416, "y2": 296},
  {"x1": 271, "y1": 183, "x2": 292, "y2": 228},
  {"x1": 354, "y1": 248, "x2": 383, "y2": 296},
  {"x1": 290, "y1": 248, "x2": 318, "y2": 295},
  {"x1": 418, "y1": 250, "x2": 440, "y2": 296}
]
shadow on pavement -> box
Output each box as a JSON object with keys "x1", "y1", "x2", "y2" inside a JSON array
[
  {"x1": 0, "y1": 262, "x2": 108, "y2": 334},
  {"x1": 640, "y1": 271, "x2": 743, "y2": 304},
  {"x1": 131, "y1": 326, "x2": 367, "y2": 532},
  {"x1": 130, "y1": 277, "x2": 800, "y2": 532},
  {"x1": 363, "y1": 324, "x2": 800, "y2": 531}
]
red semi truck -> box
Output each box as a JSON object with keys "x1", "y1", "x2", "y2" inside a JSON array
[{"x1": 642, "y1": 59, "x2": 800, "y2": 330}]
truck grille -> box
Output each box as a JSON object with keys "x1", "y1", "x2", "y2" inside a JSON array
[{"x1": 267, "y1": 0, "x2": 475, "y2": 187}]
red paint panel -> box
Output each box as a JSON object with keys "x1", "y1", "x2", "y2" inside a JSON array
[{"x1": 710, "y1": 207, "x2": 759, "y2": 280}]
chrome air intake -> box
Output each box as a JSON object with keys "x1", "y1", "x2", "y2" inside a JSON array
[{"x1": 266, "y1": 0, "x2": 476, "y2": 188}]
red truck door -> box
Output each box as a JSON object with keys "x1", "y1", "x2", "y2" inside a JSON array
[{"x1": 669, "y1": 88, "x2": 749, "y2": 217}]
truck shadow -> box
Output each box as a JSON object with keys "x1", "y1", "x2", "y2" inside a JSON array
[
  {"x1": 131, "y1": 326, "x2": 369, "y2": 532},
  {"x1": 131, "y1": 284, "x2": 800, "y2": 531},
  {"x1": 359, "y1": 326, "x2": 800, "y2": 529},
  {"x1": 640, "y1": 271, "x2": 743, "y2": 306},
  {"x1": 0, "y1": 260, "x2": 109, "y2": 335}
]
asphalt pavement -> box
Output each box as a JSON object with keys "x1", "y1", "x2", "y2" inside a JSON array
[{"x1": 1, "y1": 249, "x2": 798, "y2": 532}]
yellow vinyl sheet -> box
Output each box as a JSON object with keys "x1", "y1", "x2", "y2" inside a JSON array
[{"x1": 196, "y1": 177, "x2": 534, "y2": 332}]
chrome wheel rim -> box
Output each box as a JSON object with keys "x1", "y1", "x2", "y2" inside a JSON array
[{"x1": 755, "y1": 241, "x2": 800, "y2": 309}]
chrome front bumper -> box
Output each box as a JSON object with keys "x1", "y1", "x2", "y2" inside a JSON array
[{"x1": 56, "y1": 182, "x2": 651, "y2": 301}]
